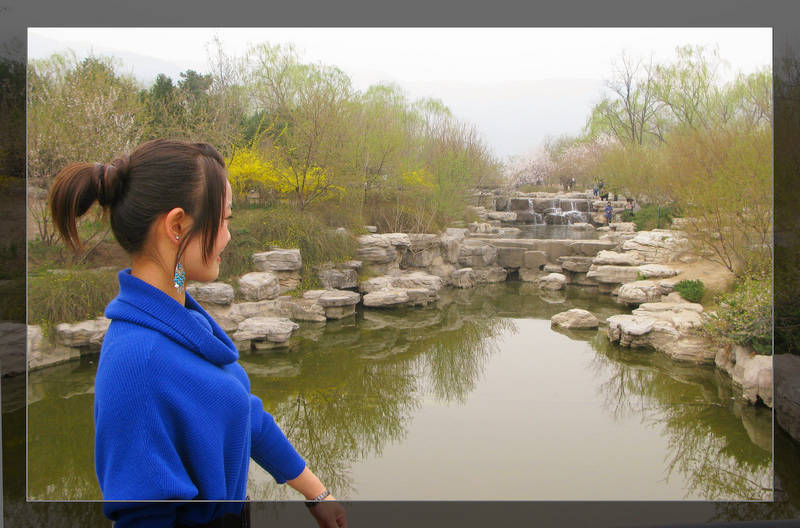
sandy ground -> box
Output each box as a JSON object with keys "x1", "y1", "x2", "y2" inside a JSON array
[{"x1": 670, "y1": 257, "x2": 736, "y2": 297}]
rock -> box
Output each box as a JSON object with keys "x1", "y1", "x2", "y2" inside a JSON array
[
  {"x1": 497, "y1": 247, "x2": 526, "y2": 268},
  {"x1": 519, "y1": 268, "x2": 544, "y2": 282},
  {"x1": 523, "y1": 251, "x2": 548, "y2": 270},
  {"x1": 592, "y1": 250, "x2": 643, "y2": 266},
  {"x1": 451, "y1": 268, "x2": 477, "y2": 288},
  {"x1": 238, "y1": 272, "x2": 281, "y2": 301},
  {"x1": 186, "y1": 282, "x2": 234, "y2": 305},
  {"x1": 357, "y1": 234, "x2": 404, "y2": 264},
  {"x1": 307, "y1": 289, "x2": 361, "y2": 307},
  {"x1": 609, "y1": 222, "x2": 636, "y2": 232},
  {"x1": 273, "y1": 270, "x2": 302, "y2": 294},
  {"x1": 427, "y1": 258, "x2": 456, "y2": 285},
  {"x1": 317, "y1": 267, "x2": 358, "y2": 290},
  {"x1": 617, "y1": 280, "x2": 668, "y2": 305},
  {"x1": 543, "y1": 264, "x2": 563, "y2": 273},
  {"x1": 365, "y1": 225, "x2": 378, "y2": 233},
  {"x1": 275, "y1": 297, "x2": 326, "y2": 322},
  {"x1": 539, "y1": 273, "x2": 567, "y2": 290},
  {"x1": 362, "y1": 288, "x2": 410, "y2": 307},
  {"x1": 637, "y1": 264, "x2": 679, "y2": 279},
  {"x1": 661, "y1": 291, "x2": 685, "y2": 303},
  {"x1": 607, "y1": 314, "x2": 716, "y2": 363},
  {"x1": 487, "y1": 211, "x2": 517, "y2": 222},
  {"x1": 774, "y1": 354, "x2": 800, "y2": 442},
  {"x1": 233, "y1": 317, "x2": 299, "y2": 343},
  {"x1": 403, "y1": 234, "x2": 441, "y2": 267},
  {"x1": 468, "y1": 222, "x2": 501, "y2": 235},
  {"x1": 472, "y1": 266, "x2": 508, "y2": 284},
  {"x1": 494, "y1": 197, "x2": 510, "y2": 211},
  {"x1": 632, "y1": 301, "x2": 704, "y2": 332},
  {"x1": 621, "y1": 229, "x2": 691, "y2": 263},
  {"x1": 569, "y1": 222, "x2": 595, "y2": 231},
  {"x1": 741, "y1": 354, "x2": 773, "y2": 407},
  {"x1": 498, "y1": 227, "x2": 521, "y2": 238},
  {"x1": 444, "y1": 227, "x2": 470, "y2": 239},
  {"x1": 55, "y1": 317, "x2": 110, "y2": 348},
  {"x1": 341, "y1": 260, "x2": 362, "y2": 270},
  {"x1": 389, "y1": 271, "x2": 444, "y2": 292},
  {"x1": 457, "y1": 240, "x2": 498, "y2": 267},
  {"x1": 252, "y1": 249, "x2": 302, "y2": 272},
  {"x1": 557, "y1": 256, "x2": 594, "y2": 273},
  {"x1": 551, "y1": 309, "x2": 599, "y2": 329},
  {"x1": 440, "y1": 235, "x2": 464, "y2": 264},
  {"x1": 586, "y1": 265, "x2": 640, "y2": 284}
]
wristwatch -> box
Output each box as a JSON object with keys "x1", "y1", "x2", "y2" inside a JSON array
[{"x1": 305, "y1": 489, "x2": 330, "y2": 508}]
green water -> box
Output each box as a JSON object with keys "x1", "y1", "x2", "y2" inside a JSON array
[{"x1": 24, "y1": 282, "x2": 772, "y2": 501}]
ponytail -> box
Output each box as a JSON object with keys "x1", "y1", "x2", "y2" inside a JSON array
[{"x1": 49, "y1": 156, "x2": 129, "y2": 251}]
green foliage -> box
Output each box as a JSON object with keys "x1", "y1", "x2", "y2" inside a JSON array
[
  {"x1": 636, "y1": 271, "x2": 647, "y2": 281},
  {"x1": 28, "y1": 268, "x2": 119, "y2": 337},
  {"x1": 218, "y1": 206, "x2": 358, "y2": 293},
  {"x1": 674, "y1": 279, "x2": 705, "y2": 303},
  {"x1": 628, "y1": 203, "x2": 680, "y2": 231},
  {"x1": 621, "y1": 210, "x2": 635, "y2": 223},
  {"x1": 703, "y1": 276, "x2": 772, "y2": 355}
]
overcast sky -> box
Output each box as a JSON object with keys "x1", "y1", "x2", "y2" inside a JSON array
[{"x1": 28, "y1": 28, "x2": 772, "y2": 161}]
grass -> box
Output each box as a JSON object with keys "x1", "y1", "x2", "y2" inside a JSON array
[
  {"x1": 219, "y1": 205, "x2": 358, "y2": 294},
  {"x1": 625, "y1": 203, "x2": 681, "y2": 231},
  {"x1": 28, "y1": 267, "x2": 120, "y2": 337}
]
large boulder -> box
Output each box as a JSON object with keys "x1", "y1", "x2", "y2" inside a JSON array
[
  {"x1": 607, "y1": 313, "x2": 716, "y2": 363},
  {"x1": 303, "y1": 289, "x2": 361, "y2": 319},
  {"x1": 586, "y1": 265, "x2": 640, "y2": 285},
  {"x1": 451, "y1": 268, "x2": 477, "y2": 288},
  {"x1": 252, "y1": 249, "x2": 302, "y2": 272},
  {"x1": 539, "y1": 273, "x2": 567, "y2": 290},
  {"x1": 238, "y1": 272, "x2": 281, "y2": 301},
  {"x1": 617, "y1": 280, "x2": 671, "y2": 305},
  {"x1": 472, "y1": 266, "x2": 508, "y2": 284},
  {"x1": 551, "y1": 309, "x2": 600, "y2": 329},
  {"x1": 637, "y1": 264, "x2": 679, "y2": 279},
  {"x1": 497, "y1": 247, "x2": 526, "y2": 268},
  {"x1": 523, "y1": 251, "x2": 548, "y2": 270},
  {"x1": 632, "y1": 301, "x2": 704, "y2": 332},
  {"x1": 186, "y1": 282, "x2": 234, "y2": 305},
  {"x1": 592, "y1": 250, "x2": 643, "y2": 266},
  {"x1": 55, "y1": 317, "x2": 110, "y2": 348},
  {"x1": 233, "y1": 316, "x2": 299, "y2": 344},
  {"x1": 357, "y1": 233, "x2": 410, "y2": 265},
  {"x1": 621, "y1": 229, "x2": 691, "y2": 263},
  {"x1": 457, "y1": 240, "x2": 498, "y2": 268},
  {"x1": 716, "y1": 345, "x2": 773, "y2": 407},
  {"x1": 487, "y1": 211, "x2": 517, "y2": 222},
  {"x1": 316, "y1": 266, "x2": 358, "y2": 290},
  {"x1": 275, "y1": 297, "x2": 326, "y2": 322},
  {"x1": 557, "y1": 256, "x2": 594, "y2": 273},
  {"x1": 402, "y1": 234, "x2": 442, "y2": 268},
  {"x1": 774, "y1": 354, "x2": 800, "y2": 442},
  {"x1": 362, "y1": 288, "x2": 410, "y2": 307}
]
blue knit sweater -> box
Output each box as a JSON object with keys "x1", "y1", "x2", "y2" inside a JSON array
[{"x1": 94, "y1": 269, "x2": 306, "y2": 527}]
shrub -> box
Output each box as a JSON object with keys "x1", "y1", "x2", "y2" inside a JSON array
[
  {"x1": 218, "y1": 206, "x2": 358, "y2": 292},
  {"x1": 621, "y1": 210, "x2": 635, "y2": 223},
  {"x1": 629, "y1": 203, "x2": 680, "y2": 231},
  {"x1": 674, "y1": 279, "x2": 705, "y2": 303},
  {"x1": 28, "y1": 268, "x2": 120, "y2": 337},
  {"x1": 702, "y1": 276, "x2": 772, "y2": 355}
]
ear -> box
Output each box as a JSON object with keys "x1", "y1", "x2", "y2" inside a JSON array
[{"x1": 161, "y1": 207, "x2": 188, "y2": 244}]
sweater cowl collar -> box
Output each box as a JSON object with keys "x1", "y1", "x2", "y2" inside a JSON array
[{"x1": 105, "y1": 269, "x2": 238, "y2": 366}]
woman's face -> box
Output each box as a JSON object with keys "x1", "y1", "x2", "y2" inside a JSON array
[{"x1": 182, "y1": 179, "x2": 233, "y2": 284}]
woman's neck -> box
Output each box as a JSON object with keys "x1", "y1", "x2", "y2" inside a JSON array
[{"x1": 130, "y1": 255, "x2": 186, "y2": 306}]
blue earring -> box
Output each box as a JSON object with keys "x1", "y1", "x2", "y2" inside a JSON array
[
  {"x1": 173, "y1": 261, "x2": 185, "y2": 290},
  {"x1": 173, "y1": 234, "x2": 185, "y2": 291}
]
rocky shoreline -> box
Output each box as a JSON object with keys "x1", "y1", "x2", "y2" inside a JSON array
[{"x1": 14, "y1": 190, "x2": 786, "y2": 423}]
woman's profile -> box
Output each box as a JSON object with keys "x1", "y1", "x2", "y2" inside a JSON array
[{"x1": 48, "y1": 139, "x2": 347, "y2": 528}]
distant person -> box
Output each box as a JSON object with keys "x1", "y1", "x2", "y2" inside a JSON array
[
  {"x1": 605, "y1": 202, "x2": 613, "y2": 225},
  {"x1": 593, "y1": 182, "x2": 599, "y2": 197},
  {"x1": 48, "y1": 139, "x2": 347, "y2": 528}
]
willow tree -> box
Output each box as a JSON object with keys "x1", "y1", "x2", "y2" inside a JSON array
[{"x1": 244, "y1": 43, "x2": 353, "y2": 211}]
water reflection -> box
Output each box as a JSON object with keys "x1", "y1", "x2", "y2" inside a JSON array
[
  {"x1": 25, "y1": 282, "x2": 774, "y2": 502},
  {"x1": 589, "y1": 333, "x2": 772, "y2": 501}
]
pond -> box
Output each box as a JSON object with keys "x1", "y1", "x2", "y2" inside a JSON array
[{"x1": 24, "y1": 282, "x2": 772, "y2": 501}]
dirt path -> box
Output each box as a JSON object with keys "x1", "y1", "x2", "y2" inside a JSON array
[{"x1": 670, "y1": 257, "x2": 736, "y2": 298}]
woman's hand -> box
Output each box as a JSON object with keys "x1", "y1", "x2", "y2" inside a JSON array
[{"x1": 308, "y1": 497, "x2": 347, "y2": 528}]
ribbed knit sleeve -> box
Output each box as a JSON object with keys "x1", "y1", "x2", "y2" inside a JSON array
[
  {"x1": 248, "y1": 394, "x2": 306, "y2": 483},
  {"x1": 95, "y1": 342, "x2": 199, "y2": 526}
]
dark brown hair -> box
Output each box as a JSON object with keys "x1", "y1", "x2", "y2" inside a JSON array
[{"x1": 49, "y1": 139, "x2": 228, "y2": 267}]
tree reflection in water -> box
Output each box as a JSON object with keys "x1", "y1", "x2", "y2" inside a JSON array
[
  {"x1": 589, "y1": 332, "x2": 772, "y2": 501},
  {"x1": 245, "y1": 302, "x2": 513, "y2": 499}
]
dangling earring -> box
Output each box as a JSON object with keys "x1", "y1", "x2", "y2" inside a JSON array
[{"x1": 173, "y1": 234, "x2": 185, "y2": 291}]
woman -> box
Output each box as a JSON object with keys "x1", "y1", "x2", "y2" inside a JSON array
[{"x1": 49, "y1": 139, "x2": 347, "y2": 528}]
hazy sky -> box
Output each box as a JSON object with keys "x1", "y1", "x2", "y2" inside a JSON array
[{"x1": 28, "y1": 28, "x2": 772, "y2": 161}]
